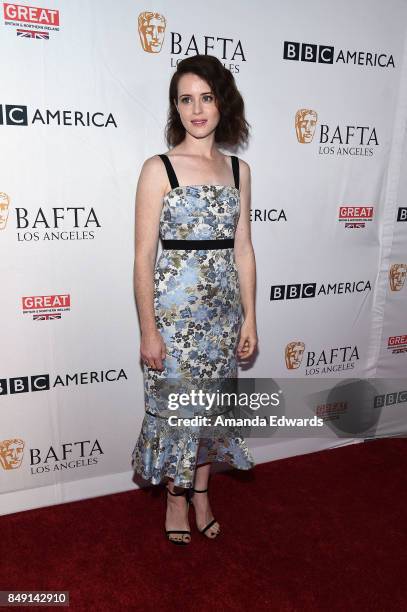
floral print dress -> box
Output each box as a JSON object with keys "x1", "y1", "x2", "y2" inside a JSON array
[{"x1": 131, "y1": 154, "x2": 255, "y2": 488}]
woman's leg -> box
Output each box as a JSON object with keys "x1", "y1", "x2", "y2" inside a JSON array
[
  {"x1": 192, "y1": 463, "x2": 220, "y2": 537},
  {"x1": 165, "y1": 479, "x2": 191, "y2": 544}
]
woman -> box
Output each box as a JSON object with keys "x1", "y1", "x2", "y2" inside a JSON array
[{"x1": 132, "y1": 54, "x2": 257, "y2": 545}]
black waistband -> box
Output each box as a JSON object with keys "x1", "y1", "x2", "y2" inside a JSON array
[{"x1": 162, "y1": 239, "x2": 234, "y2": 250}]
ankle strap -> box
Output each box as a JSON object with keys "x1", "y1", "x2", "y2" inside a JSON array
[
  {"x1": 167, "y1": 486, "x2": 187, "y2": 496},
  {"x1": 192, "y1": 488, "x2": 208, "y2": 493}
]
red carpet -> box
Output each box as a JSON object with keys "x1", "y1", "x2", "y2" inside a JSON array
[{"x1": 1, "y1": 438, "x2": 406, "y2": 611}]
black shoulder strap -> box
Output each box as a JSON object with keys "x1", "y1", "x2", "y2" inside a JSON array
[
  {"x1": 231, "y1": 155, "x2": 240, "y2": 190},
  {"x1": 159, "y1": 154, "x2": 179, "y2": 189}
]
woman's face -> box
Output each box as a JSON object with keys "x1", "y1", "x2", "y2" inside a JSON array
[{"x1": 175, "y1": 72, "x2": 220, "y2": 140}]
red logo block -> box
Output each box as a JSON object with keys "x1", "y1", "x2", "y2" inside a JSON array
[{"x1": 3, "y1": 3, "x2": 59, "y2": 25}]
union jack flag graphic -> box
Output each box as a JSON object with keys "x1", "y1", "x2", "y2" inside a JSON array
[
  {"x1": 33, "y1": 313, "x2": 62, "y2": 321},
  {"x1": 345, "y1": 222, "x2": 365, "y2": 228},
  {"x1": 17, "y1": 29, "x2": 49, "y2": 40}
]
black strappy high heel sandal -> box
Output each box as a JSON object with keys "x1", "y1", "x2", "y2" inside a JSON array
[
  {"x1": 165, "y1": 486, "x2": 191, "y2": 545},
  {"x1": 190, "y1": 487, "x2": 221, "y2": 539}
]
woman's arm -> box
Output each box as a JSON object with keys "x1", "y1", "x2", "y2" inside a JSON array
[
  {"x1": 134, "y1": 155, "x2": 167, "y2": 370},
  {"x1": 234, "y1": 159, "x2": 258, "y2": 362}
]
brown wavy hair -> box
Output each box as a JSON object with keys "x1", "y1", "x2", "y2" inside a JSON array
[{"x1": 165, "y1": 55, "x2": 250, "y2": 149}]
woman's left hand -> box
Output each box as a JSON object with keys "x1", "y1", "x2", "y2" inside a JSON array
[{"x1": 236, "y1": 319, "x2": 258, "y2": 362}]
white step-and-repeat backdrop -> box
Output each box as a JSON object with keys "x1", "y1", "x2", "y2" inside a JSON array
[{"x1": 1, "y1": 0, "x2": 407, "y2": 515}]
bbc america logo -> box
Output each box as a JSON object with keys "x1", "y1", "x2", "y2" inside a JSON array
[
  {"x1": 0, "y1": 104, "x2": 117, "y2": 127},
  {"x1": 283, "y1": 41, "x2": 395, "y2": 68},
  {"x1": 0, "y1": 369, "x2": 127, "y2": 394},
  {"x1": 270, "y1": 281, "x2": 371, "y2": 300}
]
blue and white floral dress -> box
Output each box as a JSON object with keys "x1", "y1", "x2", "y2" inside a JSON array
[{"x1": 131, "y1": 154, "x2": 255, "y2": 488}]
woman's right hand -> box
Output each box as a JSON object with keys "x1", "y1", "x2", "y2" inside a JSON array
[{"x1": 140, "y1": 330, "x2": 166, "y2": 371}]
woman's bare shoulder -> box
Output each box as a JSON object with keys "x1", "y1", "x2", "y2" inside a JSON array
[
  {"x1": 141, "y1": 154, "x2": 165, "y2": 172},
  {"x1": 234, "y1": 156, "x2": 251, "y2": 187},
  {"x1": 138, "y1": 154, "x2": 167, "y2": 185},
  {"x1": 136, "y1": 155, "x2": 168, "y2": 199},
  {"x1": 234, "y1": 156, "x2": 250, "y2": 171}
]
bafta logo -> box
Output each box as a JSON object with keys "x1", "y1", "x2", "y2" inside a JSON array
[
  {"x1": 0, "y1": 192, "x2": 10, "y2": 230},
  {"x1": 138, "y1": 11, "x2": 166, "y2": 53},
  {"x1": 389, "y1": 264, "x2": 407, "y2": 291},
  {"x1": 285, "y1": 341, "x2": 305, "y2": 369},
  {"x1": 295, "y1": 109, "x2": 318, "y2": 143},
  {"x1": 0, "y1": 438, "x2": 25, "y2": 470}
]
